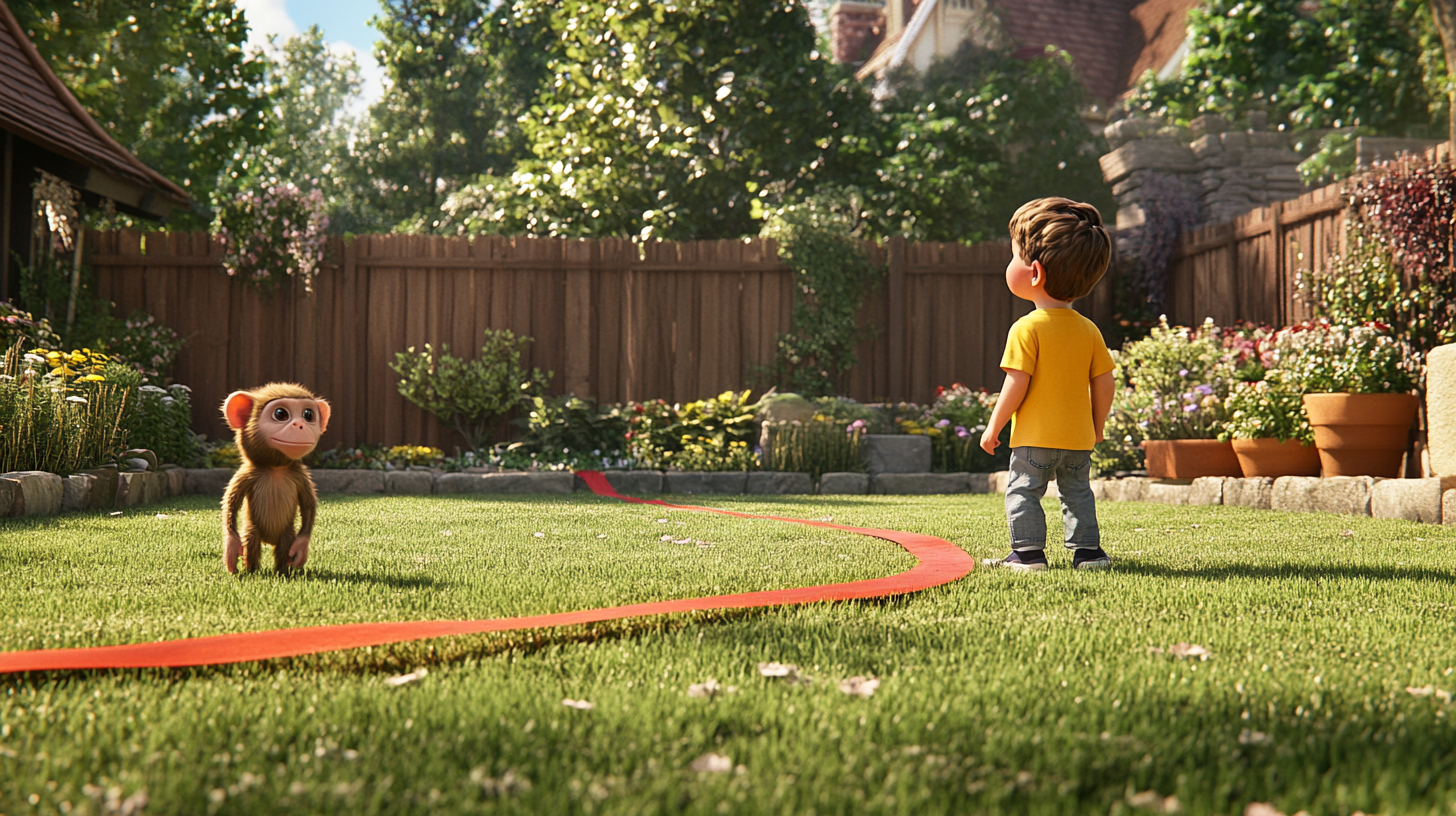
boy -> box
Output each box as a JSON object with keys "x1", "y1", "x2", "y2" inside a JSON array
[{"x1": 979, "y1": 197, "x2": 1116, "y2": 571}]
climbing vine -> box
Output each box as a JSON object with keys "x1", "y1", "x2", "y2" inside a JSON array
[{"x1": 758, "y1": 201, "x2": 883, "y2": 397}]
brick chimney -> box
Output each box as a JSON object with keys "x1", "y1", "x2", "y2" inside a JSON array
[{"x1": 829, "y1": 1, "x2": 886, "y2": 65}]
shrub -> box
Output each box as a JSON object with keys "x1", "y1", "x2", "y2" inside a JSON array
[
  {"x1": 1219, "y1": 371, "x2": 1314, "y2": 444},
  {"x1": 104, "y1": 312, "x2": 187, "y2": 383},
  {"x1": 1111, "y1": 318, "x2": 1233, "y2": 441},
  {"x1": 391, "y1": 329, "x2": 551, "y2": 452},
  {"x1": 630, "y1": 391, "x2": 760, "y2": 471},
  {"x1": 1265, "y1": 320, "x2": 1419, "y2": 394},
  {"x1": 515, "y1": 395, "x2": 631, "y2": 468},
  {"x1": 119, "y1": 383, "x2": 201, "y2": 466},
  {"x1": 0, "y1": 341, "x2": 130, "y2": 474},
  {"x1": 765, "y1": 418, "x2": 865, "y2": 479},
  {"x1": 387, "y1": 446, "x2": 445, "y2": 467},
  {"x1": 0, "y1": 302, "x2": 61, "y2": 351}
]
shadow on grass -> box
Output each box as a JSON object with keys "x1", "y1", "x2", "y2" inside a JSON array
[{"x1": 1114, "y1": 560, "x2": 1456, "y2": 583}]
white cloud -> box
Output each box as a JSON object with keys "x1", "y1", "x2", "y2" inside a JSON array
[
  {"x1": 235, "y1": 0, "x2": 386, "y2": 121},
  {"x1": 335, "y1": 40, "x2": 388, "y2": 120},
  {"x1": 234, "y1": 0, "x2": 299, "y2": 50}
]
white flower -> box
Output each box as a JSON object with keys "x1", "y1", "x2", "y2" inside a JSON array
[
  {"x1": 838, "y1": 676, "x2": 880, "y2": 697},
  {"x1": 561, "y1": 698, "x2": 594, "y2": 710},
  {"x1": 384, "y1": 668, "x2": 428, "y2": 687},
  {"x1": 689, "y1": 752, "x2": 732, "y2": 773}
]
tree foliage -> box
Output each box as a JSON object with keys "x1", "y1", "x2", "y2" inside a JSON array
[
  {"x1": 13, "y1": 0, "x2": 272, "y2": 228},
  {"x1": 1126, "y1": 0, "x2": 1448, "y2": 136}
]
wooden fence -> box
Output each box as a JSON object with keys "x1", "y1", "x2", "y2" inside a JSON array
[
  {"x1": 1167, "y1": 141, "x2": 1456, "y2": 328},
  {"x1": 88, "y1": 232, "x2": 1111, "y2": 449}
]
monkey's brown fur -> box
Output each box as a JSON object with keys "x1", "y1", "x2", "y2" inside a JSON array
[{"x1": 222, "y1": 383, "x2": 327, "y2": 573}]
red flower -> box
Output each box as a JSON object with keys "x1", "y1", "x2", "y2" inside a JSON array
[
  {"x1": 934, "y1": 386, "x2": 945, "y2": 398},
  {"x1": 634, "y1": 404, "x2": 645, "y2": 414}
]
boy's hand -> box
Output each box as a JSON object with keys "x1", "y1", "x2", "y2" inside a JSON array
[
  {"x1": 1095, "y1": 427, "x2": 1105, "y2": 445},
  {"x1": 980, "y1": 425, "x2": 1000, "y2": 455}
]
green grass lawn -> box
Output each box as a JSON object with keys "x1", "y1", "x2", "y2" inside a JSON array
[{"x1": 2, "y1": 492, "x2": 1455, "y2": 815}]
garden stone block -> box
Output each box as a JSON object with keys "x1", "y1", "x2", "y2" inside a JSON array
[
  {"x1": 1444, "y1": 489, "x2": 1456, "y2": 525},
  {"x1": 1100, "y1": 138, "x2": 1197, "y2": 181},
  {"x1": 0, "y1": 478, "x2": 16, "y2": 517},
  {"x1": 185, "y1": 468, "x2": 234, "y2": 498},
  {"x1": 1371, "y1": 478, "x2": 1444, "y2": 524},
  {"x1": 968, "y1": 473, "x2": 994, "y2": 494},
  {"x1": 870, "y1": 473, "x2": 970, "y2": 494},
  {"x1": 386, "y1": 470, "x2": 434, "y2": 495},
  {"x1": 0, "y1": 471, "x2": 64, "y2": 516},
  {"x1": 1104, "y1": 477, "x2": 1148, "y2": 503},
  {"x1": 82, "y1": 468, "x2": 119, "y2": 509},
  {"x1": 113, "y1": 472, "x2": 144, "y2": 508},
  {"x1": 442, "y1": 472, "x2": 576, "y2": 494},
  {"x1": 989, "y1": 471, "x2": 1010, "y2": 493},
  {"x1": 1043, "y1": 480, "x2": 1061, "y2": 500},
  {"x1": 818, "y1": 473, "x2": 869, "y2": 494},
  {"x1": 665, "y1": 472, "x2": 747, "y2": 495},
  {"x1": 1090, "y1": 479, "x2": 1109, "y2": 500},
  {"x1": 863, "y1": 435, "x2": 931, "y2": 475},
  {"x1": 311, "y1": 469, "x2": 385, "y2": 495},
  {"x1": 574, "y1": 470, "x2": 663, "y2": 495},
  {"x1": 159, "y1": 467, "x2": 185, "y2": 498},
  {"x1": 61, "y1": 474, "x2": 94, "y2": 513},
  {"x1": 1272, "y1": 476, "x2": 1375, "y2": 516},
  {"x1": 1426, "y1": 343, "x2": 1456, "y2": 476},
  {"x1": 1146, "y1": 481, "x2": 1192, "y2": 505},
  {"x1": 747, "y1": 472, "x2": 814, "y2": 495},
  {"x1": 1223, "y1": 478, "x2": 1273, "y2": 510},
  {"x1": 1189, "y1": 477, "x2": 1225, "y2": 506}
]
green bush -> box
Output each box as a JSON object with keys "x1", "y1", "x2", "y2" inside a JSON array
[
  {"x1": 628, "y1": 390, "x2": 760, "y2": 471},
  {"x1": 514, "y1": 395, "x2": 631, "y2": 467},
  {"x1": 119, "y1": 382, "x2": 201, "y2": 466},
  {"x1": 765, "y1": 418, "x2": 864, "y2": 479},
  {"x1": 0, "y1": 341, "x2": 130, "y2": 474},
  {"x1": 0, "y1": 302, "x2": 61, "y2": 351},
  {"x1": 390, "y1": 329, "x2": 551, "y2": 452}
]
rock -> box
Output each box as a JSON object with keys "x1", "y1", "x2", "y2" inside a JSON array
[
  {"x1": 1223, "y1": 477, "x2": 1274, "y2": 510},
  {"x1": 385, "y1": 470, "x2": 434, "y2": 495},
  {"x1": 115, "y1": 472, "x2": 153, "y2": 508},
  {"x1": 870, "y1": 473, "x2": 970, "y2": 494},
  {"x1": 436, "y1": 472, "x2": 574, "y2": 494},
  {"x1": 1100, "y1": 138, "x2": 1197, "y2": 181},
  {"x1": 575, "y1": 470, "x2": 664, "y2": 495},
  {"x1": 0, "y1": 478, "x2": 16, "y2": 518},
  {"x1": 61, "y1": 474, "x2": 94, "y2": 512},
  {"x1": 1090, "y1": 479, "x2": 1109, "y2": 500},
  {"x1": 310, "y1": 469, "x2": 385, "y2": 495},
  {"x1": 747, "y1": 472, "x2": 814, "y2": 494},
  {"x1": 818, "y1": 472, "x2": 869, "y2": 494},
  {"x1": 1189, "y1": 477, "x2": 1225, "y2": 506},
  {"x1": 1371, "y1": 478, "x2": 1444, "y2": 524},
  {"x1": 1426, "y1": 344, "x2": 1456, "y2": 476},
  {"x1": 1102, "y1": 477, "x2": 1148, "y2": 503},
  {"x1": 1220, "y1": 132, "x2": 1250, "y2": 150},
  {"x1": 82, "y1": 467, "x2": 119, "y2": 509},
  {"x1": 989, "y1": 471, "x2": 1010, "y2": 493},
  {"x1": 863, "y1": 435, "x2": 931, "y2": 475},
  {"x1": 968, "y1": 473, "x2": 995, "y2": 494},
  {"x1": 159, "y1": 466, "x2": 186, "y2": 498},
  {"x1": 1102, "y1": 116, "x2": 1164, "y2": 149},
  {"x1": 186, "y1": 468, "x2": 235, "y2": 498},
  {"x1": 1190, "y1": 133, "x2": 1224, "y2": 159},
  {"x1": 1357, "y1": 136, "x2": 1442, "y2": 168},
  {"x1": 0, "y1": 471, "x2": 65, "y2": 516},
  {"x1": 1146, "y1": 481, "x2": 1192, "y2": 505},
  {"x1": 1271, "y1": 476, "x2": 1376, "y2": 516},
  {"x1": 664, "y1": 472, "x2": 748, "y2": 495},
  {"x1": 1444, "y1": 489, "x2": 1456, "y2": 526},
  {"x1": 759, "y1": 394, "x2": 818, "y2": 424},
  {"x1": 1188, "y1": 113, "x2": 1231, "y2": 138}
]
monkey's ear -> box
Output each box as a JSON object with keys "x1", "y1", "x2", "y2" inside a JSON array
[
  {"x1": 223, "y1": 391, "x2": 255, "y2": 431},
  {"x1": 314, "y1": 399, "x2": 331, "y2": 433}
]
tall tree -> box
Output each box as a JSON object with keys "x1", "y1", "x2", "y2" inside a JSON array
[
  {"x1": 1432, "y1": 0, "x2": 1456, "y2": 145},
  {"x1": 344, "y1": 0, "x2": 549, "y2": 232},
  {"x1": 13, "y1": 0, "x2": 273, "y2": 228}
]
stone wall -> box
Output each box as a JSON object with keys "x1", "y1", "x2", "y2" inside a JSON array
[{"x1": 1099, "y1": 113, "x2": 1314, "y2": 230}]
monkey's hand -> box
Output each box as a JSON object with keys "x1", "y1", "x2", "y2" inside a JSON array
[
  {"x1": 289, "y1": 535, "x2": 311, "y2": 568},
  {"x1": 225, "y1": 532, "x2": 241, "y2": 574}
]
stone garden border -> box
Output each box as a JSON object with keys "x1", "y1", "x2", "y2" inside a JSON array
[{"x1": 2, "y1": 467, "x2": 1450, "y2": 527}]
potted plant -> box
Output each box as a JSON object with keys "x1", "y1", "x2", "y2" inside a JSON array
[
  {"x1": 1219, "y1": 370, "x2": 1320, "y2": 477},
  {"x1": 1112, "y1": 318, "x2": 1242, "y2": 479},
  {"x1": 1268, "y1": 320, "x2": 1420, "y2": 477}
]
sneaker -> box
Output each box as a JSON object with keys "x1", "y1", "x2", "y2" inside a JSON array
[
  {"x1": 1072, "y1": 546, "x2": 1112, "y2": 570},
  {"x1": 1002, "y1": 550, "x2": 1048, "y2": 571}
]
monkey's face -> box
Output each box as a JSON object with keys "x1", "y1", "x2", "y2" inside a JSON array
[{"x1": 257, "y1": 398, "x2": 325, "y2": 460}]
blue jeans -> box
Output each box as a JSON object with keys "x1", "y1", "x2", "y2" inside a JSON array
[{"x1": 1005, "y1": 446, "x2": 1100, "y2": 552}]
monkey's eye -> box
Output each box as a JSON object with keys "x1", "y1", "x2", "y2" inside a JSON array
[
  {"x1": 272, "y1": 407, "x2": 290, "y2": 422},
  {"x1": 303, "y1": 408, "x2": 315, "y2": 422}
]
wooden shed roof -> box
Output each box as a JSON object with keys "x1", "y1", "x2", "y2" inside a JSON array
[{"x1": 0, "y1": 0, "x2": 189, "y2": 217}]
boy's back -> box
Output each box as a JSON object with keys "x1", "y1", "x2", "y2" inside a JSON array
[{"x1": 1001, "y1": 309, "x2": 1113, "y2": 452}]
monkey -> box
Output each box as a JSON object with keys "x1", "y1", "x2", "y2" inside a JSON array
[{"x1": 220, "y1": 383, "x2": 331, "y2": 574}]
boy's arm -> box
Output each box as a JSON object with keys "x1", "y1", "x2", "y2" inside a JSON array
[
  {"x1": 981, "y1": 369, "x2": 1030, "y2": 454},
  {"x1": 1091, "y1": 370, "x2": 1114, "y2": 444}
]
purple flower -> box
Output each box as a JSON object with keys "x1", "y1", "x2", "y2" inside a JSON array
[
  {"x1": 1179, "y1": 368, "x2": 1190, "y2": 377},
  {"x1": 955, "y1": 426, "x2": 969, "y2": 438},
  {"x1": 1195, "y1": 384, "x2": 1214, "y2": 396},
  {"x1": 935, "y1": 419, "x2": 951, "y2": 428},
  {"x1": 1183, "y1": 403, "x2": 1199, "y2": 413}
]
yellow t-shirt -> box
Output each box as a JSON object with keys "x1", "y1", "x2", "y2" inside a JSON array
[{"x1": 1000, "y1": 308, "x2": 1114, "y2": 450}]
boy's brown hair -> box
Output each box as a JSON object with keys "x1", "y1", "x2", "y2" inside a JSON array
[{"x1": 1008, "y1": 197, "x2": 1112, "y2": 302}]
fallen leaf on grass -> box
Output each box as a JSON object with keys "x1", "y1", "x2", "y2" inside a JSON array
[
  {"x1": 533, "y1": 532, "x2": 546, "y2": 538},
  {"x1": 815, "y1": 516, "x2": 833, "y2": 522},
  {"x1": 1127, "y1": 790, "x2": 1181, "y2": 812},
  {"x1": 980, "y1": 558, "x2": 1005, "y2": 567},
  {"x1": 1238, "y1": 728, "x2": 1270, "y2": 745},
  {"x1": 154, "y1": 513, "x2": 170, "y2": 520},
  {"x1": 695, "y1": 540, "x2": 714, "y2": 548},
  {"x1": 470, "y1": 767, "x2": 531, "y2": 797},
  {"x1": 440, "y1": 530, "x2": 453, "y2": 537},
  {"x1": 660, "y1": 535, "x2": 675, "y2": 542},
  {"x1": 673, "y1": 538, "x2": 693, "y2": 545},
  {"x1": 1169, "y1": 643, "x2": 1211, "y2": 660},
  {"x1": 1406, "y1": 685, "x2": 1452, "y2": 702},
  {"x1": 384, "y1": 668, "x2": 428, "y2": 687},
  {"x1": 759, "y1": 661, "x2": 811, "y2": 685},
  {"x1": 838, "y1": 676, "x2": 880, "y2": 697},
  {"x1": 83, "y1": 785, "x2": 148, "y2": 816},
  {"x1": 656, "y1": 519, "x2": 669, "y2": 524},
  {"x1": 690, "y1": 752, "x2": 733, "y2": 773},
  {"x1": 108, "y1": 511, "x2": 122, "y2": 517},
  {"x1": 598, "y1": 534, "x2": 608, "y2": 539},
  {"x1": 1340, "y1": 530, "x2": 1355, "y2": 538},
  {"x1": 687, "y1": 678, "x2": 737, "y2": 699},
  {"x1": 562, "y1": 698, "x2": 594, "y2": 710}
]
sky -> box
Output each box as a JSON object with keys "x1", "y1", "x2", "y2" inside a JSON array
[{"x1": 235, "y1": 0, "x2": 390, "y2": 117}]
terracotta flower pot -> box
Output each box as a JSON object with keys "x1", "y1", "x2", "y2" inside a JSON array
[
  {"x1": 1302, "y1": 392, "x2": 1419, "y2": 477},
  {"x1": 1230, "y1": 438, "x2": 1321, "y2": 478},
  {"x1": 1142, "y1": 439, "x2": 1242, "y2": 479}
]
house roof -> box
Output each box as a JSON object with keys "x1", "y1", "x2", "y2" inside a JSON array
[{"x1": 0, "y1": 0, "x2": 189, "y2": 217}]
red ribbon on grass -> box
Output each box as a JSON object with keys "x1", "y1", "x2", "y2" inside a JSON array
[{"x1": 0, "y1": 470, "x2": 974, "y2": 673}]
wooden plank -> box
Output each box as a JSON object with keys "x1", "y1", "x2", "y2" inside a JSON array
[
  {"x1": 563, "y1": 239, "x2": 593, "y2": 396},
  {"x1": 887, "y1": 236, "x2": 906, "y2": 401}
]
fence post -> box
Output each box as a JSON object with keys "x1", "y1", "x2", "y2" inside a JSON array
[
  {"x1": 1270, "y1": 201, "x2": 1285, "y2": 327},
  {"x1": 887, "y1": 236, "x2": 906, "y2": 401},
  {"x1": 564, "y1": 239, "x2": 594, "y2": 397}
]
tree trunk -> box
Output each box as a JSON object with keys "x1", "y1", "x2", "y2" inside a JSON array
[{"x1": 1432, "y1": 0, "x2": 1456, "y2": 146}]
